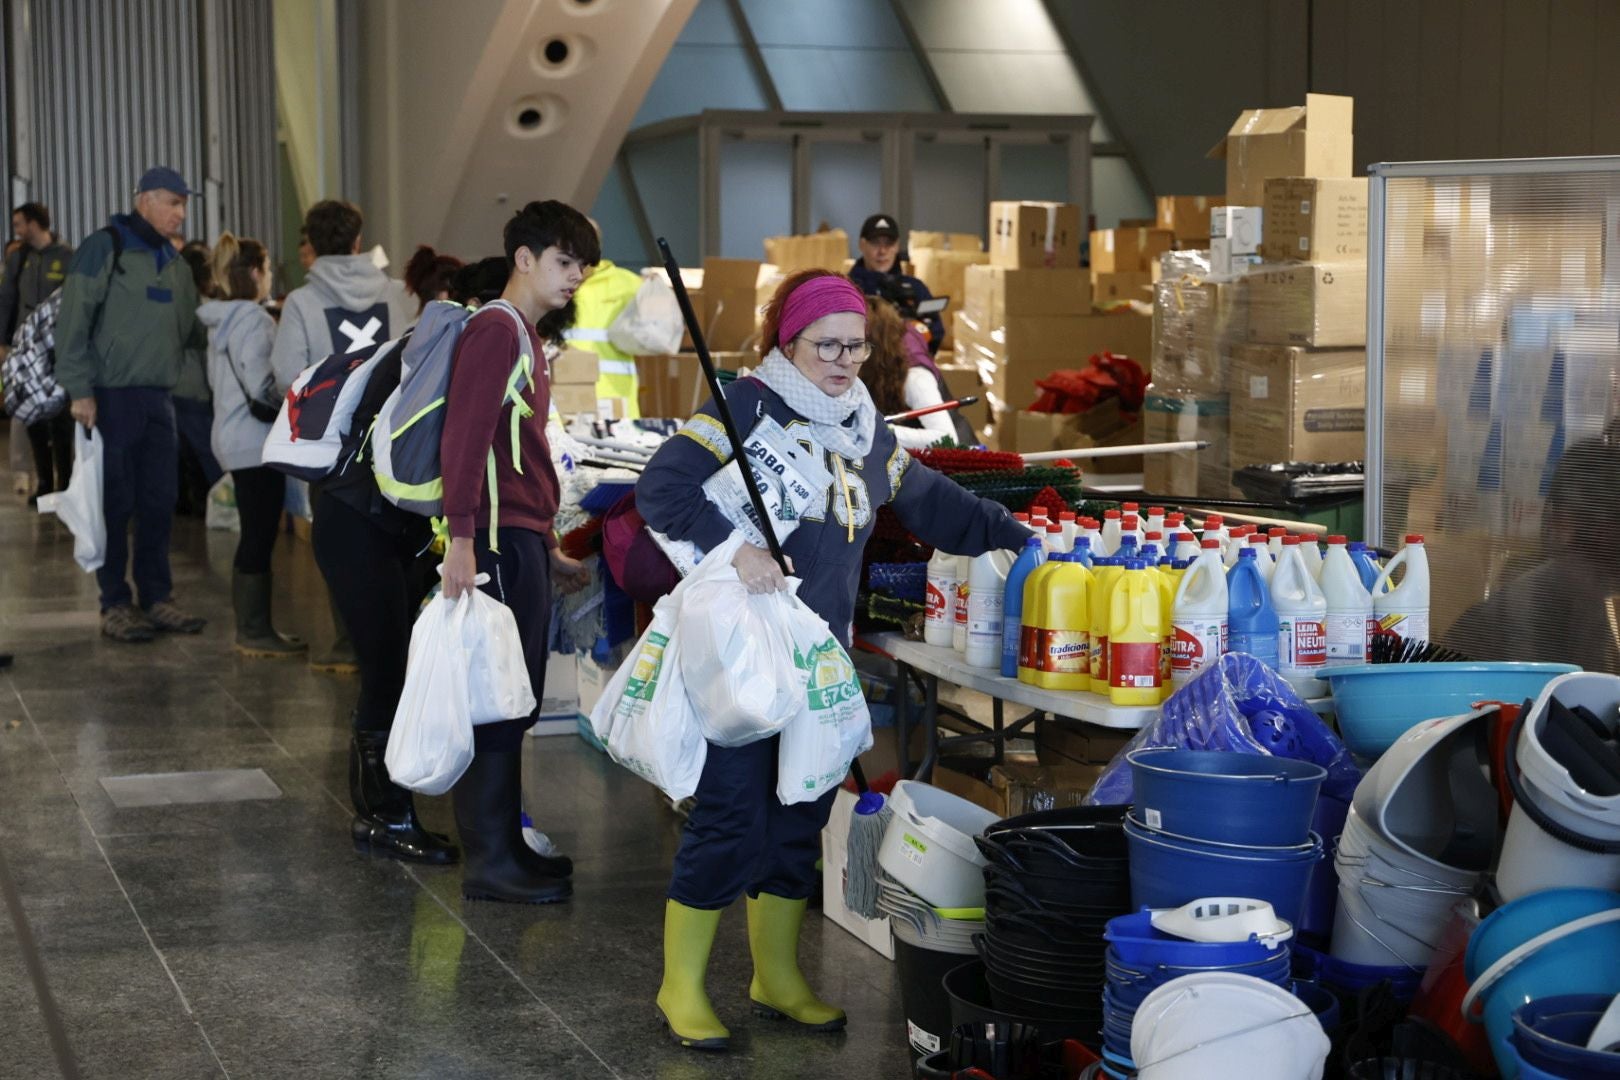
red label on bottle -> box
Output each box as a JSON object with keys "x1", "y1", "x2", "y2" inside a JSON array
[
  {"x1": 953, "y1": 583, "x2": 969, "y2": 626},
  {"x1": 1019, "y1": 625, "x2": 1040, "y2": 670},
  {"x1": 1293, "y1": 619, "x2": 1327, "y2": 667},
  {"x1": 1092, "y1": 634, "x2": 1109, "y2": 684},
  {"x1": 1110, "y1": 642, "x2": 1161, "y2": 689},
  {"x1": 926, "y1": 582, "x2": 946, "y2": 620}
]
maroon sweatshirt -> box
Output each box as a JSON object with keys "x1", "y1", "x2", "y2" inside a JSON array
[{"x1": 439, "y1": 307, "x2": 560, "y2": 546}]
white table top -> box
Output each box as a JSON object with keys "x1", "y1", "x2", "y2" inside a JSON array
[{"x1": 862, "y1": 632, "x2": 1159, "y2": 731}]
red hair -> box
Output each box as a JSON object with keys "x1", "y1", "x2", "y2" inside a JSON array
[{"x1": 757, "y1": 268, "x2": 845, "y2": 362}]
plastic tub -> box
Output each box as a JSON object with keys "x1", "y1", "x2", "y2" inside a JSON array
[
  {"x1": 1130, "y1": 972, "x2": 1330, "y2": 1079},
  {"x1": 1124, "y1": 816, "x2": 1322, "y2": 925},
  {"x1": 1128, "y1": 748, "x2": 1327, "y2": 847},
  {"x1": 895, "y1": 932, "x2": 975, "y2": 1060},
  {"x1": 1323, "y1": 662, "x2": 1578, "y2": 761},
  {"x1": 1511, "y1": 994, "x2": 1620, "y2": 1078},
  {"x1": 1290, "y1": 941, "x2": 1423, "y2": 1001},
  {"x1": 1463, "y1": 888, "x2": 1620, "y2": 1078},
  {"x1": 878, "y1": 780, "x2": 1000, "y2": 910},
  {"x1": 1106, "y1": 909, "x2": 1289, "y2": 969}
]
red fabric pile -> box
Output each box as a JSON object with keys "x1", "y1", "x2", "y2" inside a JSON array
[
  {"x1": 1029, "y1": 352, "x2": 1149, "y2": 414},
  {"x1": 1025, "y1": 486, "x2": 1071, "y2": 518}
]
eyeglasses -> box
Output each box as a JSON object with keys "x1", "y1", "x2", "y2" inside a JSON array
[{"x1": 799, "y1": 337, "x2": 873, "y2": 364}]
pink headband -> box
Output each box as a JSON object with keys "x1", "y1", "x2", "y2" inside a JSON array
[{"x1": 778, "y1": 275, "x2": 867, "y2": 348}]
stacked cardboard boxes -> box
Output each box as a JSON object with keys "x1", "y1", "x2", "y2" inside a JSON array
[
  {"x1": 701, "y1": 258, "x2": 763, "y2": 352},
  {"x1": 910, "y1": 232, "x2": 989, "y2": 350},
  {"x1": 551, "y1": 348, "x2": 603, "y2": 418},
  {"x1": 1091, "y1": 226, "x2": 1173, "y2": 310},
  {"x1": 1156, "y1": 195, "x2": 1225, "y2": 248},
  {"x1": 634, "y1": 352, "x2": 752, "y2": 419},
  {"x1": 762, "y1": 229, "x2": 849, "y2": 274}
]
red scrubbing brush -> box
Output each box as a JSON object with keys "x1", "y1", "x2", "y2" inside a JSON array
[{"x1": 1026, "y1": 486, "x2": 1070, "y2": 518}]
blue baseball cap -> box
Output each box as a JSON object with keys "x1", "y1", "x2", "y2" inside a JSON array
[{"x1": 135, "y1": 166, "x2": 199, "y2": 197}]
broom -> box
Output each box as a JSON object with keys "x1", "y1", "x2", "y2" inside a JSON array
[{"x1": 658, "y1": 238, "x2": 894, "y2": 921}]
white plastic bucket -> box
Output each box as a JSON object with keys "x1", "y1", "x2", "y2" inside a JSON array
[
  {"x1": 1330, "y1": 810, "x2": 1477, "y2": 969},
  {"x1": 1130, "y1": 971, "x2": 1329, "y2": 1080},
  {"x1": 877, "y1": 780, "x2": 999, "y2": 910},
  {"x1": 1497, "y1": 673, "x2": 1620, "y2": 902}
]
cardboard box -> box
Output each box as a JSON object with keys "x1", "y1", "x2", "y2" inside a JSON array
[
  {"x1": 1091, "y1": 271, "x2": 1153, "y2": 307},
  {"x1": 1210, "y1": 206, "x2": 1264, "y2": 277},
  {"x1": 1036, "y1": 722, "x2": 1135, "y2": 767},
  {"x1": 911, "y1": 247, "x2": 990, "y2": 316},
  {"x1": 990, "y1": 761, "x2": 1106, "y2": 817},
  {"x1": 909, "y1": 230, "x2": 982, "y2": 253},
  {"x1": 1157, "y1": 195, "x2": 1226, "y2": 245},
  {"x1": 1090, "y1": 227, "x2": 1175, "y2": 274},
  {"x1": 1246, "y1": 262, "x2": 1367, "y2": 348},
  {"x1": 701, "y1": 257, "x2": 762, "y2": 351},
  {"x1": 1262, "y1": 177, "x2": 1369, "y2": 263},
  {"x1": 762, "y1": 229, "x2": 848, "y2": 274},
  {"x1": 634, "y1": 352, "x2": 751, "y2": 418},
  {"x1": 929, "y1": 763, "x2": 1005, "y2": 817},
  {"x1": 954, "y1": 311, "x2": 1153, "y2": 406},
  {"x1": 552, "y1": 347, "x2": 600, "y2": 385},
  {"x1": 821, "y1": 788, "x2": 895, "y2": 959},
  {"x1": 551, "y1": 383, "x2": 599, "y2": 417},
  {"x1": 1208, "y1": 93, "x2": 1355, "y2": 206},
  {"x1": 1144, "y1": 391, "x2": 1231, "y2": 497},
  {"x1": 1010, "y1": 407, "x2": 1145, "y2": 470},
  {"x1": 1227, "y1": 344, "x2": 1366, "y2": 467},
  {"x1": 989, "y1": 201, "x2": 1082, "y2": 269},
  {"x1": 962, "y1": 266, "x2": 1091, "y2": 327},
  {"x1": 1151, "y1": 277, "x2": 1249, "y2": 395}
]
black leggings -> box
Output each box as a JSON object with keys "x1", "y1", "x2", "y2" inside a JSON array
[
  {"x1": 310, "y1": 490, "x2": 436, "y2": 733},
  {"x1": 231, "y1": 467, "x2": 285, "y2": 574},
  {"x1": 26, "y1": 412, "x2": 73, "y2": 495}
]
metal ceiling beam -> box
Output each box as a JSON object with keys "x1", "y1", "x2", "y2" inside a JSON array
[
  {"x1": 886, "y1": 0, "x2": 952, "y2": 112},
  {"x1": 723, "y1": 0, "x2": 783, "y2": 112}
]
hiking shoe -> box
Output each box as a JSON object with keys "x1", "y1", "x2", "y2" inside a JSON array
[
  {"x1": 102, "y1": 604, "x2": 156, "y2": 643},
  {"x1": 145, "y1": 601, "x2": 206, "y2": 634}
]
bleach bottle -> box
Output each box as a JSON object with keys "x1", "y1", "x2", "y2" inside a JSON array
[
  {"x1": 1088, "y1": 557, "x2": 1124, "y2": 693},
  {"x1": 952, "y1": 554, "x2": 971, "y2": 652},
  {"x1": 1373, "y1": 534, "x2": 1431, "y2": 643},
  {"x1": 1171, "y1": 532, "x2": 1200, "y2": 562},
  {"x1": 1000, "y1": 536, "x2": 1046, "y2": 677},
  {"x1": 1058, "y1": 511, "x2": 1078, "y2": 551},
  {"x1": 965, "y1": 549, "x2": 1015, "y2": 668},
  {"x1": 1272, "y1": 537, "x2": 1328, "y2": 697},
  {"x1": 1267, "y1": 527, "x2": 1288, "y2": 559},
  {"x1": 1247, "y1": 534, "x2": 1276, "y2": 581},
  {"x1": 1024, "y1": 554, "x2": 1093, "y2": 691},
  {"x1": 1100, "y1": 509, "x2": 1123, "y2": 557},
  {"x1": 924, "y1": 547, "x2": 959, "y2": 647},
  {"x1": 1044, "y1": 522, "x2": 1067, "y2": 555},
  {"x1": 1320, "y1": 535, "x2": 1373, "y2": 666},
  {"x1": 1071, "y1": 536, "x2": 1094, "y2": 569},
  {"x1": 1228, "y1": 548, "x2": 1280, "y2": 667},
  {"x1": 1348, "y1": 541, "x2": 1383, "y2": 593},
  {"x1": 1157, "y1": 560, "x2": 1182, "y2": 700},
  {"x1": 1122, "y1": 514, "x2": 1144, "y2": 549},
  {"x1": 1079, "y1": 517, "x2": 1102, "y2": 554},
  {"x1": 1146, "y1": 506, "x2": 1167, "y2": 537},
  {"x1": 1299, "y1": 534, "x2": 1325, "y2": 580},
  {"x1": 1109, "y1": 559, "x2": 1164, "y2": 706},
  {"x1": 1172, "y1": 539, "x2": 1228, "y2": 686}
]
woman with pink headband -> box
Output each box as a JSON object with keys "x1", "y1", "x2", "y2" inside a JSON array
[{"x1": 636, "y1": 268, "x2": 1028, "y2": 1051}]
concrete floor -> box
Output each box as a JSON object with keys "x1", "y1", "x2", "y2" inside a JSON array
[{"x1": 0, "y1": 469, "x2": 913, "y2": 1078}]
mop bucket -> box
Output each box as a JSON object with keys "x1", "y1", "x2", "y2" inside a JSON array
[
  {"x1": 878, "y1": 780, "x2": 1000, "y2": 909},
  {"x1": 1510, "y1": 993, "x2": 1620, "y2": 1078},
  {"x1": 1129, "y1": 972, "x2": 1330, "y2": 1080},
  {"x1": 1124, "y1": 816, "x2": 1322, "y2": 925},
  {"x1": 1127, "y1": 748, "x2": 1327, "y2": 847},
  {"x1": 1461, "y1": 888, "x2": 1620, "y2": 1078},
  {"x1": 1497, "y1": 673, "x2": 1620, "y2": 902}
]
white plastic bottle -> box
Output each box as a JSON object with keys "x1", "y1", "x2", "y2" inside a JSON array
[
  {"x1": 1171, "y1": 532, "x2": 1201, "y2": 562},
  {"x1": 1373, "y1": 534, "x2": 1432, "y2": 643},
  {"x1": 924, "y1": 548, "x2": 959, "y2": 647},
  {"x1": 1267, "y1": 528, "x2": 1287, "y2": 560},
  {"x1": 1080, "y1": 517, "x2": 1102, "y2": 554},
  {"x1": 1171, "y1": 539, "x2": 1229, "y2": 686},
  {"x1": 1248, "y1": 534, "x2": 1276, "y2": 581},
  {"x1": 1165, "y1": 512, "x2": 1187, "y2": 538},
  {"x1": 1013, "y1": 512, "x2": 1034, "y2": 534},
  {"x1": 1299, "y1": 534, "x2": 1325, "y2": 581},
  {"x1": 1044, "y1": 522, "x2": 1068, "y2": 555},
  {"x1": 952, "y1": 554, "x2": 971, "y2": 652},
  {"x1": 1146, "y1": 506, "x2": 1167, "y2": 538},
  {"x1": 1122, "y1": 514, "x2": 1144, "y2": 549},
  {"x1": 1058, "y1": 511, "x2": 1078, "y2": 552},
  {"x1": 1271, "y1": 537, "x2": 1328, "y2": 697},
  {"x1": 1320, "y1": 535, "x2": 1373, "y2": 666},
  {"x1": 965, "y1": 550, "x2": 1015, "y2": 668},
  {"x1": 1201, "y1": 514, "x2": 1228, "y2": 548},
  {"x1": 1100, "y1": 510, "x2": 1123, "y2": 557}
]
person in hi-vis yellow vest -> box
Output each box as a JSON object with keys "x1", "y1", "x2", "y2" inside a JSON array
[{"x1": 563, "y1": 258, "x2": 643, "y2": 418}]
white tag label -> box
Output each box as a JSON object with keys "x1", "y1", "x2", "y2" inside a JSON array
[
  {"x1": 1298, "y1": 235, "x2": 1310, "y2": 252},
  {"x1": 1250, "y1": 375, "x2": 1269, "y2": 399},
  {"x1": 908, "y1": 1021, "x2": 942, "y2": 1054},
  {"x1": 1300, "y1": 199, "x2": 1312, "y2": 215},
  {"x1": 1145, "y1": 807, "x2": 1163, "y2": 829}
]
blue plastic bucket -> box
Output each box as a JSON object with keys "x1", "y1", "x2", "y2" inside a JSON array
[
  {"x1": 1129, "y1": 748, "x2": 1327, "y2": 846},
  {"x1": 1511, "y1": 994, "x2": 1620, "y2": 1078},
  {"x1": 1292, "y1": 981, "x2": 1342, "y2": 1035},
  {"x1": 1301, "y1": 794, "x2": 1349, "y2": 941},
  {"x1": 1104, "y1": 909, "x2": 1289, "y2": 969},
  {"x1": 1124, "y1": 816, "x2": 1322, "y2": 925},
  {"x1": 1464, "y1": 888, "x2": 1620, "y2": 1078},
  {"x1": 1289, "y1": 941, "x2": 1422, "y2": 1000}
]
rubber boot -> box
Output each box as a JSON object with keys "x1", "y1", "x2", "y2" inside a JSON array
[
  {"x1": 232, "y1": 570, "x2": 307, "y2": 658},
  {"x1": 451, "y1": 750, "x2": 571, "y2": 904},
  {"x1": 655, "y1": 900, "x2": 731, "y2": 1051},
  {"x1": 747, "y1": 893, "x2": 846, "y2": 1031},
  {"x1": 349, "y1": 732, "x2": 459, "y2": 865},
  {"x1": 310, "y1": 590, "x2": 358, "y2": 673}
]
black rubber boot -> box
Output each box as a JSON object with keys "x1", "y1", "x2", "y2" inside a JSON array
[
  {"x1": 452, "y1": 750, "x2": 572, "y2": 904},
  {"x1": 349, "y1": 731, "x2": 459, "y2": 865}
]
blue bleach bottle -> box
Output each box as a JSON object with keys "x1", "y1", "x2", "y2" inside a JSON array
[
  {"x1": 1001, "y1": 536, "x2": 1046, "y2": 677},
  {"x1": 1071, "y1": 537, "x2": 1094, "y2": 569},
  {"x1": 1348, "y1": 541, "x2": 1383, "y2": 594},
  {"x1": 1227, "y1": 547, "x2": 1280, "y2": 666}
]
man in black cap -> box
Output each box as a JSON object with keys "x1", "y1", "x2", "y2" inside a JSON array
[
  {"x1": 848, "y1": 213, "x2": 944, "y2": 353},
  {"x1": 55, "y1": 167, "x2": 208, "y2": 643}
]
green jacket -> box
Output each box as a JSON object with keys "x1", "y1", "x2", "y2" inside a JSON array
[
  {"x1": 54, "y1": 215, "x2": 202, "y2": 400},
  {"x1": 0, "y1": 238, "x2": 74, "y2": 342}
]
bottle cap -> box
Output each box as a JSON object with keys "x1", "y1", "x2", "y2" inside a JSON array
[
  {"x1": 1014, "y1": 512, "x2": 1029, "y2": 522},
  {"x1": 1268, "y1": 527, "x2": 1287, "y2": 537},
  {"x1": 1125, "y1": 558, "x2": 1146, "y2": 570},
  {"x1": 1205, "y1": 515, "x2": 1224, "y2": 526},
  {"x1": 1238, "y1": 548, "x2": 1257, "y2": 559},
  {"x1": 1123, "y1": 502, "x2": 1140, "y2": 512},
  {"x1": 1148, "y1": 506, "x2": 1165, "y2": 516},
  {"x1": 1031, "y1": 506, "x2": 1047, "y2": 517},
  {"x1": 1327, "y1": 535, "x2": 1347, "y2": 545},
  {"x1": 1074, "y1": 537, "x2": 1091, "y2": 549},
  {"x1": 1173, "y1": 559, "x2": 1191, "y2": 570},
  {"x1": 1124, "y1": 515, "x2": 1140, "y2": 528},
  {"x1": 1282, "y1": 535, "x2": 1300, "y2": 545},
  {"x1": 1176, "y1": 532, "x2": 1196, "y2": 542},
  {"x1": 1167, "y1": 512, "x2": 1185, "y2": 524},
  {"x1": 1104, "y1": 509, "x2": 1121, "y2": 520},
  {"x1": 1024, "y1": 535, "x2": 1043, "y2": 549},
  {"x1": 1047, "y1": 523, "x2": 1064, "y2": 534},
  {"x1": 1406, "y1": 533, "x2": 1425, "y2": 544},
  {"x1": 1058, "y1": 511, "x2": 1076, "y2": 522},
  {"x1": 1249, "y1": 534, "x2": 1268, "y2": 545},
  {"x1": 1349, "y1": 540, "x2": 1366, "y2": 550},
  {"x1": 1146, "y1": 531, "x2": 1163, "y2": 542}
]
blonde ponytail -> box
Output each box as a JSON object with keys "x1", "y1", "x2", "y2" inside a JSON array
[
  {"x1": 211, "y1": 232, "x2": 241, "y2": 299},
  {"x1": 211, "y1": 231, "x2": 268, "y2": 302}
]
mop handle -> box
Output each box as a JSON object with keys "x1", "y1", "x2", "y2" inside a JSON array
[
  {"x1": 657, "y1": 238, "x2": 789, "y2": 575},
  {"x1": 1020, "y1": 440, "x2": 1208, "y2": 462},
  {"x1": 884, "y1": 397, "x2": 978, "y2": 422}
]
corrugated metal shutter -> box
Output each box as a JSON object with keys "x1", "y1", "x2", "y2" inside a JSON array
[{"x1": 217, "y1": 0, "x2": 279, "y2": 245}]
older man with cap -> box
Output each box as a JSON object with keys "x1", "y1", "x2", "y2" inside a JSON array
[
  {"x1": 55, "y1": 167, "x2": 208, "y2": 643},
  {"x1": 847, "y1": 212, "x2": 945, "y2": 353}
]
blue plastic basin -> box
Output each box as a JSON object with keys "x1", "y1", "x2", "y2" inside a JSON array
[
  {"x1": 1512, "y1": 994, "x2": 1620, "y2": 1078},
  {"x1": 1324, "y1": 662, "x2": 1580, "y2": 760},
  {"x1": 1128, "y1": 748, "x2": 1328, "y2": 847}
]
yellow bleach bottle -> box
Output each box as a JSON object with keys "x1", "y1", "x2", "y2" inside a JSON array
[
  {"x1": 1157, "y1": 560, "x2": 1186, "y2": 702},
  {"x1": 1017, "y1": 559, "x2": 1061, "y2": 685},
  {"x1": 1109, "y1": 558, "x2": 1166, "y2": 706},
  {"x1": 1019, "y1": 555, "x2": 1091, "y2": 689},
  {"x1": 1088, "y1": 556, "x2": 1125, "y2": 694}
]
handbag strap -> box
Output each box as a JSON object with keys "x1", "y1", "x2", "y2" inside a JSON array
[{"x1": 215, "y1": 304, "x2": 274, "y2": 408}]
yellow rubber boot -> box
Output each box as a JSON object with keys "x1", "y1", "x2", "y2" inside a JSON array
[
  {"x1": 746, "y1": 893, "x2": 847, "y2": 1031},
  {"x1": 655, "y1": 900, "x2": 730, "y2": 1051}
]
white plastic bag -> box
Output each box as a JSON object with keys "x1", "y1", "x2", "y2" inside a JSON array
[
  {"x1": 679, "y1": 573, "x2": 820, "y2": 747},
  {"x1": 776, "y1": 629, "x2": 874, "y2": 806},
  {"x1": 386, "y1": 592, "x2": 475, "y2": 795},
  {"x1": 36, "y1": 426, "x2": 105, "y2": 572},
  {"x1": 463, "y1": 583, "x2": 537, "y2": 723},
  {"x1": 607, "y1": 275, "x2": 683, "y2": 356},
  {"x1": 205, "y1": 475, "x2": 239, "y2": 532}
]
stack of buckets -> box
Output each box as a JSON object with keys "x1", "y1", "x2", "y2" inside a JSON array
[
  {"x1": 1330, "y1": 708, "x2": 1498, "y2": 972},
  {"x1": 1101, "y1": 904, "x2": 1294, "y2": 1078},
  {"x1": 1123, "y1": 748, "x2": 1327, "y2": 925}
]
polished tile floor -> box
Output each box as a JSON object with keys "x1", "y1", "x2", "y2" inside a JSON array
[{"x1": 0, "y1": 476, "x2": 912, "y2": 1078}]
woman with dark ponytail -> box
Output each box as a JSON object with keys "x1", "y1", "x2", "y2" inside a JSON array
[{"x1": 404, "y1": 245, "x2": 464, "y2": 315}]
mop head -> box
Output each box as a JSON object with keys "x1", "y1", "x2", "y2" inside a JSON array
[{"x1": 843, "y1": 791, "x2": 893, "y2": 920}]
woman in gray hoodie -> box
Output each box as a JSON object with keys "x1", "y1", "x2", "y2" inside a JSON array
[{"x1": 198, "y1": 233, "x2": 305, "y2": 657}]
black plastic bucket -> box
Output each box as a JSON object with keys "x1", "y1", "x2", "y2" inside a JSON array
[{"x1": 895, "y1": 934, "x2": 975, "y2": 1061}]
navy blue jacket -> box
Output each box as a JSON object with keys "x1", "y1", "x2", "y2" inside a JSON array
[
  {"x1": 849, "y1": 258, "x2": 945, "y2": 353},
  {"x1": 637, "y1": 378, "x2": 1028, "y2": 644}
]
